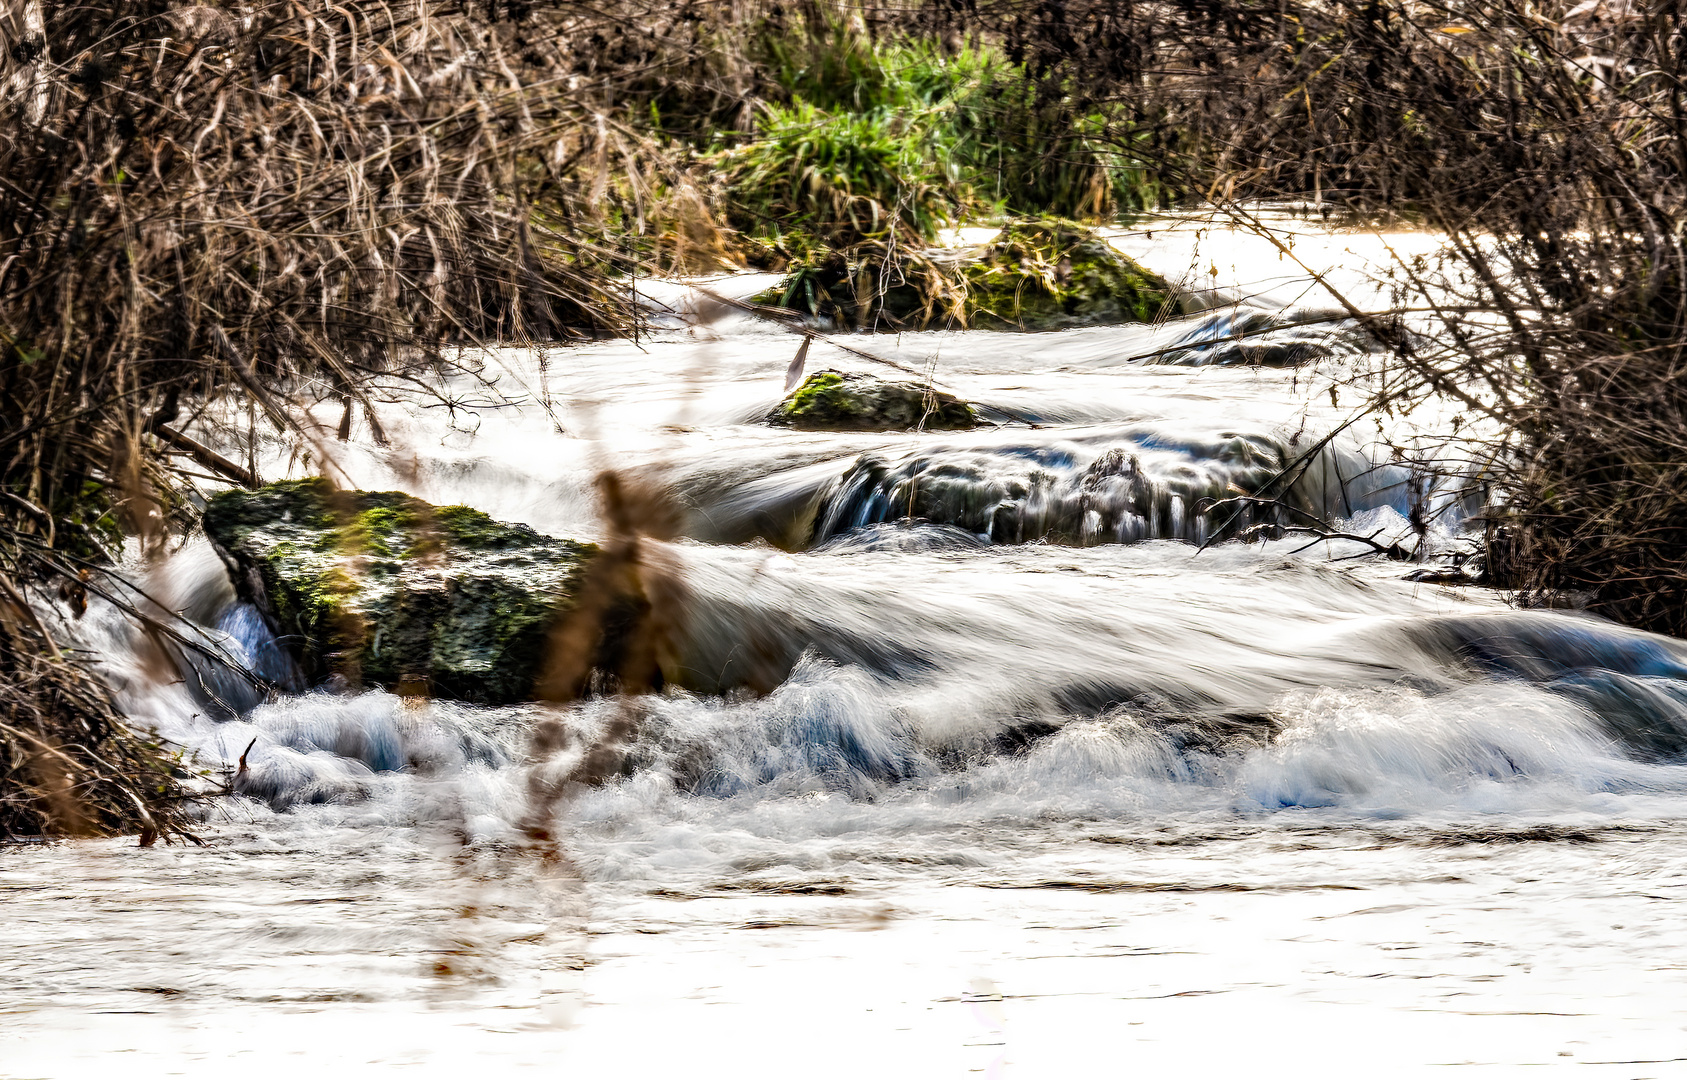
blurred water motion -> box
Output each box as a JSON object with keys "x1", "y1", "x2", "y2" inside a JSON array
[{"x1": 7, "y1": 226, "x2": 1687, "y2": 1076}]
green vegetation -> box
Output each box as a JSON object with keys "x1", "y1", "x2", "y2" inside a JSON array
[
  {"x1": 714, "y1": 100, "x2": 958, "y2": 246},
  {"x1": 692, "y1": 24, "x2": 1177, "y2": 325},
  {"x1": 747, "y1": 218, "x2": 1177, "y2": 331},
  {"x1": 737, "y1": 31, "x2": 1168, "y2": 230},
  {"x1": 961, "y1": 221, "x2": 1177, "y2": 330}
]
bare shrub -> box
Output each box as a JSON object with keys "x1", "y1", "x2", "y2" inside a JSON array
[
  {"x1": 0, "y1": 0, "x2": 703, "y2": 836},
  {"x1": 955, "y1": 0, "x2": 1686, "y2": 635}
]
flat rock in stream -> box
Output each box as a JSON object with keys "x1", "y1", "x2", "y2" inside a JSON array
[
  {"x1": 1149, "y1": 308, "x2": 1353, "y2": 367},
  {"x1": 203, "y1": 478, "x2": 596, "y2": 704},
  {"x1": 769, "y1": 370, "x2": 978, "y2": 431}
]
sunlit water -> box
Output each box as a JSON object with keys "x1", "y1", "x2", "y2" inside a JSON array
[{"x1": 5, "y1": 222, "x2": 1687, "y2": 1077}]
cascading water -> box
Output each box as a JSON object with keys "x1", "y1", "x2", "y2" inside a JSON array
[
  {"x1": 808, "y1": 423, "x2": 1407, "y2": 546},
  {"x1": 8, "y1": 222, "x2": 1687, "y2": 1077}
]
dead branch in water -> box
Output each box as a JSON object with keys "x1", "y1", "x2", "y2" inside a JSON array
[{"x1": 520, "y1": 469, "x2": 688, "y2": 843}]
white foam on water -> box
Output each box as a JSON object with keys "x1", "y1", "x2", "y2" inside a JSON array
[
  {"x1": 550, "y1": 665, "x2": 1687, "y2": 891},
  {"x1": 12, "y1": 220, "x2": 1687, "y2": 1075}
]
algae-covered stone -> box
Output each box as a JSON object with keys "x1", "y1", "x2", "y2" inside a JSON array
[
  {"x1": 769, "y1": 370, "x2": 977, "y2": 431},
  {"x1": 962, "y1": 220, "x2": 1177, "y2": 331},
  {"x1": 751, "y1": 218, "x2": 1180, "y2": 332},
  {"x1": 203, "y1": 478, "x2": 596, "y2": 704}
]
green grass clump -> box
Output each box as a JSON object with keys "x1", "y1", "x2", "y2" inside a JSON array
[
  {"x1": 716, "y1": 27, "x2": 1173, "y2": 251},
  {"x1": 702, "y1": 23, "x2": 1178, "y2": 329},
  {"x1": 715, "y1": 100, "x2": 959, "y2": 246},
  {"x1": 929, "y1": 50, "x2": 1172, "y2": 222}
]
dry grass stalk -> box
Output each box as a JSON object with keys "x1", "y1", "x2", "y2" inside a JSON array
[{"x1": 0, "y1": 570, "x2": 197, "y2": 841}]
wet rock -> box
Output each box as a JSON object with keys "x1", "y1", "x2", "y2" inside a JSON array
[
  {"x1": 754, "y1": 218, "x2": 1180, "y2": 332},
  {"x1": 1151, "y1": 307, "x2": 1355, "y2": 367},
  {"x1": 961, "y1": 220, "x2": 1179, "y2": 331},
  {"x1": 203, "y1": 478, "x2": 596, "y2": 704},
  {"x1": 769, "y1": 370, "x2": 977, "y2": 431},
  {"x1": 806, "y1": 429, "x2": 1398, "y2": 548}
]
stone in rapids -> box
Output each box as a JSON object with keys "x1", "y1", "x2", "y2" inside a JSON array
[
  {"x1": 769, "y1": 370, "x2": 979, "y2": 431},
  {"x1": 203, "y1": 478, "x2": 596, "y2": 704}
]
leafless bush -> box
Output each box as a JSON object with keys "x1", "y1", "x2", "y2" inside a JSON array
[
  {"x1": 0, "y1": 569, "x2": 197, "y2": 840},
  {"x1": 0, "y1": 0, "x2": 724, "y2": 836},
  {"x1": 960, "y1": 0, "x2": 1685, "y2": 635},
  {"x1": 1196, "y1": 1, "x2": 1687, "y2": 633}
]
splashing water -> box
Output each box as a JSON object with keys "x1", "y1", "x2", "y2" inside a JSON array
[{"x1": 8, "y1": 223, "x2": 1687, "y2": 1077}]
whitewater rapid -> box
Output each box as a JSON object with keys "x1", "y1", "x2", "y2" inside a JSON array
[{"x1": 7, "y1": 216, "x2": 1687, "y2": 1076}]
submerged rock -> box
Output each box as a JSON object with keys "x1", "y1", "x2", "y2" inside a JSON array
[
  {"x1": 769, "y1": 370, "x2": 978, "y2": 431},
  {"x1": 203, "y1": 478, "x2": 596, "y2": 704},
  {"x1": 1150, "y1": 307, "x2": 1359, "y2": 367}
]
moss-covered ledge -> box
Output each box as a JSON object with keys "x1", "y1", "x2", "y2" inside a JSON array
[{"x1": 203, "y1": 478, "x2": 596, "y2": 704}]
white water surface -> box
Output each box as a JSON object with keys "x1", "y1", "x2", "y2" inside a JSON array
[{"x1": 5, "y1": 221, "x2": 1687, "y2": 1077}]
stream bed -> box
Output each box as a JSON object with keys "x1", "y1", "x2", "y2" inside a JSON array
[{"x1": 5, "y1": 219, "x2": 1687, "y2": 1077}]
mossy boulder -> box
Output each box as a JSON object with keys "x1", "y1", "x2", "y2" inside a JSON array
[
  {"x1": 203, "y1": 478, "x2": 596, "y2": 704},
  {"x1": 769, "y1": 370, "x2": 977, "y2": 431},
  {"x1": 962, "y1": 220, "x2": 1178, "y2": 331},
  {"x1": 751, "y1": 219, "x2": 1179, "y2": 332}
]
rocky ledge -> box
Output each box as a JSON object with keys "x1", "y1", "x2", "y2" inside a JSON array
[{"x1": 203, "y1": 478, "x2": 596, "y2": 704}]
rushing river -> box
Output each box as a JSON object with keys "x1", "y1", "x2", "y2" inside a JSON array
[{"x1": 5, "y1": 217, "x2": 1687, "y2": 1077}]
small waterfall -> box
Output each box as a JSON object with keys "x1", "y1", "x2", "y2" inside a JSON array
[
  {"x1": 1148, "y1": 306, "x2": 1374, "y2": 367},
  {"x1": 812, "y1": 425, "x2": 1411, "y2": 547}
]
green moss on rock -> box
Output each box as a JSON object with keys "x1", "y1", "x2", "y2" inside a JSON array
[
  {"x1": 751, "y1": 218, "x2": 1180, "y2": 332},
  {"x1": 770, "y1": 370, "x2": 977, "y2": 431},
  {"x1": 962, "y1": 220, "x2": 1177, "y2": 331},
  {"x1": 203, "y1": 478, "x2": 597, "y2": 704}
]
